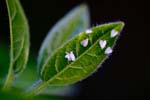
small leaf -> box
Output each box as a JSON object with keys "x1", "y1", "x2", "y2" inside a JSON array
[
  {"x1": 37, "y1": 4, "x2": 90, "y2": 72},
  {"x1": 40, "y1": 22, "x2": 124, "y2": 85},
  {"x1": 6, "y1": 0, "x2": 30, "y2": 74}
]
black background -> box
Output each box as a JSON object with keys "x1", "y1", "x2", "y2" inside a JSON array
[{"x1": 0, "y1": 0, "x2": 148, "y2": 99}]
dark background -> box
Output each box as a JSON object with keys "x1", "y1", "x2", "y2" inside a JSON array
[{"x1": 0, "y1": 0, "x2": 148, "y2": 99}]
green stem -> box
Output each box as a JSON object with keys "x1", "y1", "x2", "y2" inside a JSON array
[
  {"x1": 25, "y1": 79, "x2": 49, "y2": 97},
  {"x1": 2, "y1": 0, "x2": 15, "y2": 91},
  {"x1": 2, "y1": 62, "x2": 14, "y2": 91}
]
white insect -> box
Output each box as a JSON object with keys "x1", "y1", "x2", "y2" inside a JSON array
[
  {"x1": 81, "y1": 38, "x2": 89, "y2": 47},
  {"x1": 111, "y1": 29, "x2": 119, "y2": 38},
  {"x1": 85, "y1": 29, "x2": 92, "y2": 34},
  {"x1": 65, "y1": 51, "x2": 76, "y2": 61},
  {"x1": 105, "y1": 47, "x2": 113, "y2": 54},
  {"x1": 99, "y1": 40, "x2": 107, "y2": 49}
]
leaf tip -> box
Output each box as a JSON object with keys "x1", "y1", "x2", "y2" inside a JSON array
[
  {"x1": 115, "y1": 21, "x2": 125, "y2": 29},
  {"x1": 79, "y1": 3, "x2": 89, "y2": 10}
]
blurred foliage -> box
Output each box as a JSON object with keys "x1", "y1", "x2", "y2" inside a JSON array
[
  {"x1": 0, "y1": 43, "x2": 77, "y2": 98},
  {"x1": 0, "y1": 43, "x2": 9, "y2": 79},
  {"x1": 0, "y1": 90, "x2": 27, "y2": 100},
  {"x1": 0, "y1": 90, "x2": 73, "y2": 100}
]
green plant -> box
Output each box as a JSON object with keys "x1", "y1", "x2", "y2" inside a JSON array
[{"x1": 1, "y1": 0, "x2": 124, "y2": 99}]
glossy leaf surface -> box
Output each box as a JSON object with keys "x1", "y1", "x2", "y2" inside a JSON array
[
  {"x1": 41, "y1": 22, "x2": 124, "y2": 85},
  {"x1": 38, "y1": 4, "x2": 90, "y2": 71}
]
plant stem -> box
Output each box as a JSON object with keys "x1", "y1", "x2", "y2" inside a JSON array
[
  {"x1": 2, "y1": 62, "x2": 14, "y2": 91},
  {"x1": 25, "y1": 79, "x2": 49, "y2": 97},
  {"x1": 2, "y1": 0, "x2": 15, "y2": 91}
]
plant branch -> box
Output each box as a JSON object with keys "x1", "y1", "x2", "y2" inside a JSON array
[
  {"x1": 25, "y1": 79, "x2": 48, "y2": 97},
  {"x1": 2, "y1": 62, "x2": 14, "y2": 91}
]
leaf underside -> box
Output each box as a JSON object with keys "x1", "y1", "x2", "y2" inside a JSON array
[
  {"x1": 37, "y1": 4, "x2": 90, "y2": 74},
  {"x1": 41, "y1": 22, "x2": 124, "y2": 85},
  {"x1": 6, "y1": 0, "x2": 29, "y2": 74}
]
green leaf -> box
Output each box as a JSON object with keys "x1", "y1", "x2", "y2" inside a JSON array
[
  {"x1": 37, "y1": 4, "x2": 90, "y2": 72},
  {"x1": 6, "y1": 0, "x2": 30, "y2": 74},
  {"x1": 3, "y1": 0, "x2": 30, "y2": 90},
  {"x1": 0, "y1": 91, "x2": 26, "y2": 100},
  {"x1": 40, "y1": 22, "x2": 124, "y2": 85}
]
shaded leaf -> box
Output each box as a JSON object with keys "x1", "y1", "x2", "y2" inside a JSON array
[
  {"x1": 41, "y1": 22, "x2": 124, "y2": 85},
  {"x1": 0, "y1": 43, "x2": 9, "y2": 78},
  {"x1": 0, "y1": 91, "x2": 26, "y2": 100},
  {"x1": 6, "y1": 0, "x2": 30, "y2": 74},
  {"x1": 38, "y1": 4, "x2": 90, "y2": 72}
]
